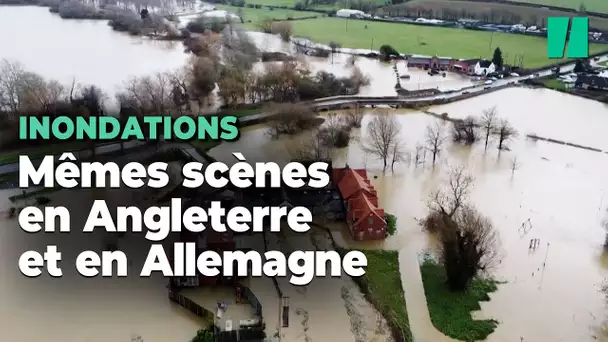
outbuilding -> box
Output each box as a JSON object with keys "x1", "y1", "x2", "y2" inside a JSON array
[{"x1": 336, "y1": 9, "x2": 366, "y2": 18}]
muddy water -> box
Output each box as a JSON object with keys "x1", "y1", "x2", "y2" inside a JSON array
[
  {"x1": 0, "y1": 6, "x2": 189, "y2": 107},
  {"x1": 0, "y1": 176, "x2": 204, "y2": 341},
  {"x1": 210, "y1": 88, "x2": 608, "y2": 341},
  {"x1": 0, "y1": 6, "x2": 474, "y2": 109}
]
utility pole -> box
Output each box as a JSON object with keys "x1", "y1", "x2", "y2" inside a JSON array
[{"x1": 488, "y1": 32, "x2": 494, "y2": 52}]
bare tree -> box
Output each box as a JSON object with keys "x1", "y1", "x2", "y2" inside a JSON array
[
  {"x1": 257, "y1": 18, "x2": 273, "y2": 33},
  {"x1": 496, "y1": 119, "x2": 518, "y2": 150},
  {"x1": 271, "y1": 21, "x2": 293, "y2": 42},
  {"x1": 328, "y1": 41, "x2": 341, "y2": 64},
  {"x1": 422, "y1": 166, "x2": 499, "y2": 291},
  {"x1": 425, "y1": 121, "x2": 446, "y2": 165},
  {"x1": 414, "y1": 143, "x2": 426, "y2": 165},
  {"x1": 451, "y1": 116, "x2": 477, "y2": 144},
  {"x1": 428, "y1": 165, "x2": 474, "y2": 219},
  {"x1": 265, "y1": 102, "x2": 318, "y2": 139},
  {"x1": 480, "y1": 106, "x2": 497, "y2": 149},
  {"x1": 344, "y1": 104, "x2": 364, "y2": 128},
  {"x1": 390, "y1": 140, "x2": 406, "y2": 172},
  {"x1": 361, "y1": 114, "x2": 402, "y2": 172},
  {"x1": 287, "y1": 130, "x2": 331, "y2": 161},
  {"x1": 510, "y1": 157, "x2": 519, "y2": 176}
]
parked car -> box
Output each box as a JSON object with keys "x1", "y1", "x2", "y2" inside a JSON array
[
  {"x1": 484, "y1": 80, "x2": 493, "y2": 85},
  {"x1": 484, "y1": 86, "x2": 491, "y2": 89}
]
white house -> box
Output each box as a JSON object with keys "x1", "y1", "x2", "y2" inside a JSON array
[
  {"x1": 336, "y1": 9, "x2": 366, "y2": 18},
  {"x1": 474, "y1": 60, "x2": 496, "y2": 76}
]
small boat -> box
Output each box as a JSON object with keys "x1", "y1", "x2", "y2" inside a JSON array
[{"x1": 400, "y1": 74, "x2": 411, "y2": 79}]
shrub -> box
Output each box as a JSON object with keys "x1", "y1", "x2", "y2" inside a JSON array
[{"x1": 385, "y1": 213, "x2": 397, "y2": 236}]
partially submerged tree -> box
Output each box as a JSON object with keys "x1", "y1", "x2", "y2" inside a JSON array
[
  {"x1": 329, "y1": 41, "x2": 341, "y2": 64},
  {"x1": 361, "y1": 114, "x2": 402, "y2": 172},
  {"x1": 510, "y1": 157, "x2": 519, "y2": 176},
  {"x1": 287, "y1": 130, "x2": 331, "y2": 161},
  {"x1": 480, "y1": 106, "x2": 497, "y2": 149},
  {"x1": 425, "y1": 121, "x2": 446, "y2": 165},
  {"x1": 422, "y1": 166, "x2": 499, "y2": 291},
  {"x1": 379, "y1": 44, "x2": 399, "y2": 62},
  {"x1": 390, "y1": 140, "x2": 407, "y2": 172},
  {"x1": 271, "y1": 21, "x2": 293, "y2": 42},
  {"x1": 496, "y1": 119, "x2": 518, "y2": 150},
  {"x1": 451, "y1": 116, "x2": 477, "y2": 144},
  {"x1": 257, "y1": 18, "x2": 273, "y2": 33},
  {"x1": 344, "y1": 104, "x2": 364, "y2": 128},
  {"x1": 265, "y1": 102, "x2": 319, "y2": 138}
]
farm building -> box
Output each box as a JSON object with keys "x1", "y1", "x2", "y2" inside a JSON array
[
  {"x1": 407, "y1": 55, "x2": 455, "y2": 70},
  {"x1": 336, "y1": 9, "x2": 367, "y2": 18},
  {"x1": 452, "y1": 59, "x2": 480, "y2": 74},
  {"x1": 333, "y1": 167, "x2": 387, "y2": 241}
]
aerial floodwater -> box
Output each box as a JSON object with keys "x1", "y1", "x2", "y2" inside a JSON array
[
  {"x1": 210, "y1": 88, "x2": 608, "y2": 342},
  {"x1": 3, "y1": 3, "x2": 608, "y2": 342}
]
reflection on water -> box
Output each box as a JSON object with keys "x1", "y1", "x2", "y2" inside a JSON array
[
  {"x1": 0, "y1": 6, "x2": 189, "y2": 106},
  {"x1": 211, "y1": 90, "x2": 608, "y2": 341}
]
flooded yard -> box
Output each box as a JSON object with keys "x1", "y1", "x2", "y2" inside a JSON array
[{"x1": 210, "y1": 88, "x2": 608, "y2": 341}]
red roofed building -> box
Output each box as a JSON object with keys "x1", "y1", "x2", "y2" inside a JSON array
[{"x1": 333, "y1": 167, "x2": 387, "y2": 241}]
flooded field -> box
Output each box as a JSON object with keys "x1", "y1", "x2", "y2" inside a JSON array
[
  {"x1": 210, "y1": 88, "x2": 608, "y2": 342},
  {"x1": 0, "y1": 6, "x2": 474, "y2": 110},
  {"x1": 2, "y1": 4, "x2": 605, "y2": 341}
]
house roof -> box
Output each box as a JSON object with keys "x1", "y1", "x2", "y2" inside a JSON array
[
  {"x1": 351, "y1": 194, "x2": 386, "y2": 227},
  {"x1": 337, "y1": 168, "x2": 375, "y2": 200},
  {"x1": 576, "y1": 75, "x2": 608, "y2": 88},
  {"x1": 478, "y1": 60, "x2": 493, "y2": 68},
  {"x1": 459, "y1": 58, "x2": 480, "y2": 65}
]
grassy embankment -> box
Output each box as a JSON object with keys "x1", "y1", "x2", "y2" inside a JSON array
[
  {"x1": 339, "y1": 247, "x2": 413, "y2": 341},
  {"x1": 541, "y1": 78, "x2": 569, "y2": 91},
  {"x1": 420, "y1": 258, "x2": 500, "y2": 342},
  {"x1": 215, "y1": 3, "x2": 321, "y2": 29}
]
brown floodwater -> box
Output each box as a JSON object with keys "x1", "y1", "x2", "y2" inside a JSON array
[
  {"x1": 3, "y1": 5, "x2": 606, "y2": 342},
  {"x1": 210, "y1": 88, "x2": 608, "y2": 341}
]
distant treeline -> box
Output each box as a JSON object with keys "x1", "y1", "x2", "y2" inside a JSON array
[{"x1": 463, "y1": 0, "x2": 608, "y2": 19}]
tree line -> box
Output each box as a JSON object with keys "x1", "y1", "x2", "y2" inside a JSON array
[{"x1": 0, "y1": 20, "x2": 369, "y2": 151}]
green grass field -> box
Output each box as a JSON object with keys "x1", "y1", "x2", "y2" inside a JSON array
[
  {"x1": 420, "y1": 258, "x2": 500, "y2": 341},
  {"x1": 215, "y1": 4, "x2": 321, "y2": 23},
  {"x1": 287, "y1": 17, "x2": 607, "y2": 67}
]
